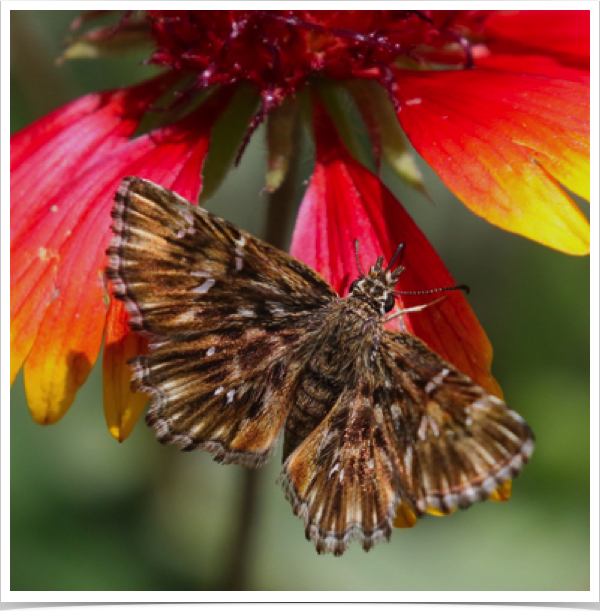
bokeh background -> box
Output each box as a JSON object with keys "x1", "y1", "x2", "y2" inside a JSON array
[{"x1": 10, "y1": 11, "x2": 591, "y2": 591}]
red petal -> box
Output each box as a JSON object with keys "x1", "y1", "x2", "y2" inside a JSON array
[
  {"x1": 395, "y1": 68, "x2": 589, "y2": 254},
  {"x1": 11, "y1": 74, "x2": 175, "y2": 243},
  {"x1": 475, "y1": 53, "x2": 589, "y2": 85},
  {"x1": 484, "y1": 10, "x2": 590, "y2": 68},
  {"x1": 13, "y1": 90, "x2": 231, "y2": 424},
  {"x1": 291, "y1": 100, "x2": 501, "y2": 395}
]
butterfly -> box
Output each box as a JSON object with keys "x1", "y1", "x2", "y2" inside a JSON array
[{"x1": 106, "y1": 176, "x2": 535, "y2": 556}]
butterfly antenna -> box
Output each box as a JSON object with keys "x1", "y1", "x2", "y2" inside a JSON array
[
  {"x1": 354, "y1": 239, "x2": 366, "y2": 276},
  {"x1": 394, "y1": 283, "x2": 470, "y2": 296},
  {"x1": 386, "y1": 242, "x2": 406, "y2": 272}
]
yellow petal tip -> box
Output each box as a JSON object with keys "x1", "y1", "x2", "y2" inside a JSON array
[
  {"x1": 489, "y1": 479, "x2": 513, "y2": 502},
  {"x1": 108, "y1": 426, "x2": 127, "y2": 443},
  {"x1": 427, "y1": 506, "x2": 457, "y2": 517},
  {"x1": 393, "y1": 502, "x2": 418, "y2": 528}
]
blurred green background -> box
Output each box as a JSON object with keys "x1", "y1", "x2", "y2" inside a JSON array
[{"x1": 10, "y1": 11, "x2": 590, "y2": 591}]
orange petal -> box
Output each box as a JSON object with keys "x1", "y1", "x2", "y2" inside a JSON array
[
  {"x1": 427, "y1": 506, "x2": 456, "y2": 517},
  {"x1": 11, "y1": 76, "x2": 179, "y2": 385},
  {"x1": 396, "y1": 69, "x2": 589, "y2": 255},
  {"x1": 489, "y1": 479, "x2": 513, "y2": 503},
  {"x1": 393, "y1": 502, "x2": 418, "y2": 529},
  {"x1": 23, "y1": 220, "x2": 112, "y2": 424},
  {"x1": 11, "y1": 174, "x2": 111, "y2": 387},
  {"x1": 10, "y1": 256, "x2": 59, "y2": 386},
  {"x1": 103, "y1": 298, "x2": 149, "y2": 442}
]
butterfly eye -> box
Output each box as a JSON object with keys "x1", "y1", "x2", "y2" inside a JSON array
[
  {"x1": 384, "y1": 292, "x2": 396, "y2": 313},
  {"x1": 349, "y1": 280, "x2": 360, "y2": 294}
]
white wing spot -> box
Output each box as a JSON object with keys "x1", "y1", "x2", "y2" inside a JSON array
[
  {"x1": 233, "y1": 235, "x2": 246, "y2": 270},
  {"x1": 226, "y1": 389, "x2": 236, "y2": 404},
  {"x1": 176, "y1": 310, "x2": 197, "y2": 323},
  {"x1": 426, "y1": 368, "x2": 450, "y2": 394},
  {"x1": 238, "y1": 308, "x2": 254, "y2": 317},
  {"x1": 207, "y1": 347, "x2": 215, "y2": 357},
  {"x1": 214, "y1": 386, "x2": 224, "y2": 396},
  {"x1": 328, "y1": 464, "x2": 340, "y2": 479},
  {"x1": 267, "y1": 301, "x2": 285, "y2": 315},
  {"x1": 418, "y1": 418, "x2": 429, "y2": 441},
  {"x1": 194, "y1": 278, "x2": 215, "y2": 294}
]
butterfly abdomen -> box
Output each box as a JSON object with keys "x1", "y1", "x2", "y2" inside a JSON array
[{"x1": 282, "y1": 300, "x2": 383, "y2": 461}]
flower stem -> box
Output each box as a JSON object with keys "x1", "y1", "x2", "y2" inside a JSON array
[{"x1": 219, "y1": 119, "x2": 302, "y2": 591}]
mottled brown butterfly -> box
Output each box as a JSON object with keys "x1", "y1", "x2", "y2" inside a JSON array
[{"x1": 106, "y1": 177, "x2": 535, "y2": 556}]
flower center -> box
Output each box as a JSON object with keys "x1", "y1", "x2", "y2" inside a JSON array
[{"x1": 147, "y1": 10, "x2": 488, "y2": 105}]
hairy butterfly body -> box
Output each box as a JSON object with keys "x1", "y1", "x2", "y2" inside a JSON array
[{"x1": 107, "y1": 177, "x2": 535, "y2": 556}]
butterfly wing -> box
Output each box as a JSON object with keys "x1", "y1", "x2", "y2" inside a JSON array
[
  {"x1": 279, "y1": 377, "x2": 403, "y2": 555},
  {"x1": 107, "y1": 177, "x2": 337, "y2": 466},
  {"x1": 279, "y1": 330, "x2": 535, "y2": 555},
  {"x1": 381, "y1": 330, "x2": 535, "y2": 516},
  {"x1": 108, "y1": 177, "x2": 336, "y2": 335}
]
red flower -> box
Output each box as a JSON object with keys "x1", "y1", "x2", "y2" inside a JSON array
[{"x1": 11, "y1": 10, "x2": 589, "y2": 452}]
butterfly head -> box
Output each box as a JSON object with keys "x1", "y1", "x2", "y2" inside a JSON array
[
  {"x1": 349, "y1": 240, "x2": 471, "y2": 318},
  {"x1": 349, "y1": 243, "x2": 406, "y2": 316}
]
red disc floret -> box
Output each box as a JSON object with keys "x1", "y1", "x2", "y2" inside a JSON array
[{"x1": 146, "y1": 10, "x2": 483, "y2": 105}]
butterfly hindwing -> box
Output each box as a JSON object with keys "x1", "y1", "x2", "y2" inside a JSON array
[
  {"x1": 279, "y1": 380, "x2": 402, "y2": 556},
  {"x1": 278, "y1": 328, "x2": 534, "y2": 555},
  {"x1": 381, "y1": 330, "x2": 535, "y2": 515},
  {"x1": 138, "y1": 327, "x2": 307, "y2": 466}
]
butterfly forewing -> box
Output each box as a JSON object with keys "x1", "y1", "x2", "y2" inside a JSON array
[
  {"x1": 108, "y1": 177, "x2": 336, "y2": 336},
  {"x1": 107, "y1": 177, "x2": 535, "y2": 556},
  {"x1": 107, "y1": 177, "x2": 336, "y2": 465}
]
